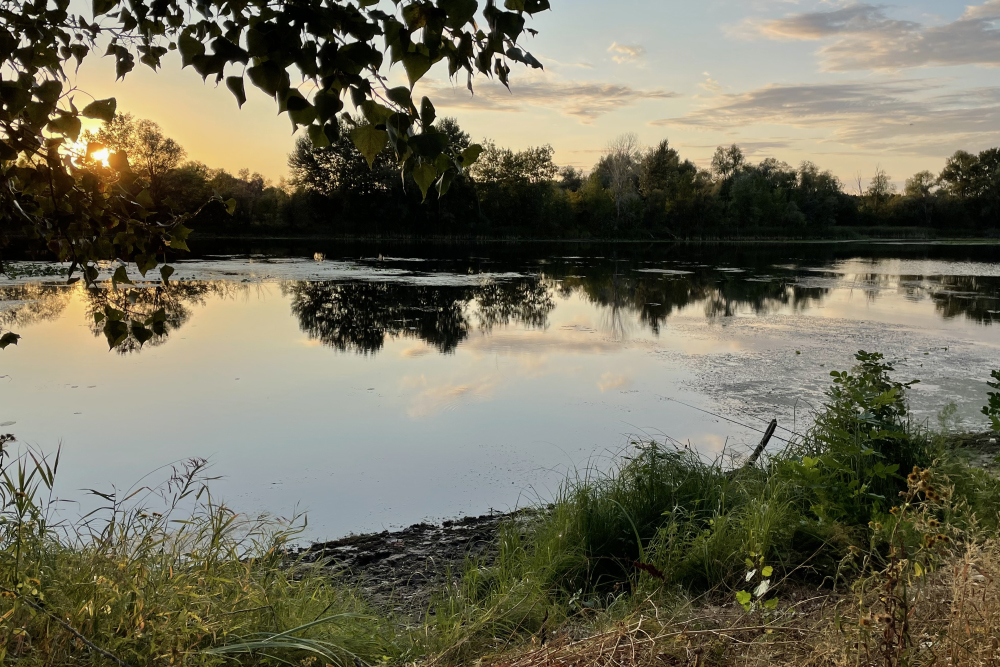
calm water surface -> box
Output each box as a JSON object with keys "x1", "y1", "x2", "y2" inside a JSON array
[{"x1": 1, "y1": 242, "x2": 998, "y2": 538}]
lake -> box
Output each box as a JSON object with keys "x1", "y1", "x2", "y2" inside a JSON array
[{"x1": 1, "y1": 241, "x2": 998, "y2": 538}]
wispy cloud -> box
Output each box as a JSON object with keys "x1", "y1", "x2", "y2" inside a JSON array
[
  {"x1": 424, "y1": 74, "x2": 677, "y2": 122},
  {"x1": 700, "y1": 72, "x2": 722, "y2": 92},
  {"x1": 748, "y1": 1, "x2": 1000, "y2": 70},
  {"x1": 608, "y1": 42, "x2": 646, "y2": 64},
  {"x1": 654, "y1": 80, "x2": 1000, "y2": 155}
]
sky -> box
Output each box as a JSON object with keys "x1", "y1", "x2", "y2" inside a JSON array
[{"x1": 72, "y1": 0, "x2": 1000, "y2": 186}]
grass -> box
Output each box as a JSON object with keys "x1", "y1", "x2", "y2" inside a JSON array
[{"x1": 1, "y1": 353, "x2": 999, "y2": 666}]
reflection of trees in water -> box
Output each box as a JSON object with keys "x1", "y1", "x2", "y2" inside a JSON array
[
  {"x1": 927, "y1": 276, "x2": 998, "y2": 325},
  {"x1": 282, "y1": 278, "x2": 555, "y2": 354},
  {"x1": 0, "y1": 284, "x2": 73, "y2": 329},
  {"x1": 0, "y1": 281, "x2": 251, "y2": 354},
  {"x1": 81, "y1": 282, "x2": 254, "y2": 354},
  {"x1": 840, "y1": 273, "x2": 998, "y2": 325},
  {"x1": 702, "y1": 280, "x2": 826, "y2": 320},
  {"x1": 553, "y1": 267, "x2": 828, "y2": 334}
]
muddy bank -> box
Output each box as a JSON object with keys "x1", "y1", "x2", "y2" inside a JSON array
[{"x1": 295, "y1": 510, "x2": 542, "y2": 614}]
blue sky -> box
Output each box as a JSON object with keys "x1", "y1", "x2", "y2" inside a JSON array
[{"x1": 75, "y1": 1, "x2": 1000, "y2": 186}]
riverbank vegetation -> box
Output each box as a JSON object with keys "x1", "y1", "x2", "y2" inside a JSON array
[
  {"x1": 2, "y1": 353, "x2": 1000, "y2": 666},
  {"x1": 93, "y1": 112, "x2": 1000, "y2": 240}
]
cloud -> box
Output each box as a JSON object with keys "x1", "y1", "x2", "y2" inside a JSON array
[
  {"x1": 700, "y1": 72, "x2": 722, "y2": 92},
  {"x1": 424, "y1": 75, "x2": 678, "y2": 122},
  {"x1": 751, "y1": 1, "x2": 1000, "y2": 70},
  {"x1": 654, "y1": 80, "x2": 1000, "y2": 155},
  {"x1": 608, "y1": 42, "x2": 646, "y2": 64}
]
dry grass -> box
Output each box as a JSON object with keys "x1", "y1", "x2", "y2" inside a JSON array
[{"x1": 479, "y1": 541, "x2": 1000, "y2": 667}]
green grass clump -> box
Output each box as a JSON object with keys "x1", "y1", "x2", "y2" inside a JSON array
[
  {"x1": 0, "y1": 451, "x2": 403, "y2": 666},
  {"x1": 437, "y1": 351, "x2": 1000, "y2": 650}
]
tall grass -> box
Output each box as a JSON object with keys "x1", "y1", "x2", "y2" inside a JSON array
[{"x1": 0, "y1": 449, "x2": 402, "y2": 666}]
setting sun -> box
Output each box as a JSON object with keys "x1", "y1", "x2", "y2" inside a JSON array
[{"x1": 89, "y1": 147, "x2": 110, "y2": 167}]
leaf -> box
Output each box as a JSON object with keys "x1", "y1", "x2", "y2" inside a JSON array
[
  {"x1": 308, "y1": 124, "x2": 330, "y2": 149},
  {"x1": 103, "y1": 320, "x2": 128, "y2": 349},
  {"x1": 47, "y1": 114, "x2": 82, "y2": 141},
  {"x1": 461, "y1": 144, "x2": 484, "y2": 168},
  {"x1": 401, "y1": 52, "x2": 431, "y2": 88},
  {"x1": 131, "y1": 324, "x2": 154, "y2": 346},
  {"x1": 93, "y1": 0, "x2": 115, "y2": 15},
  {"x1": 135, "y1": 254, "x2": 157, "y2": 277},
  {"x1": 112, "y1": 265, "x2": 133, "y2": 286},
  {"x1": 436, "y1": 171, "x2": 455, "y2": 197},
  {"x1": 350, "y1": 125, "x2": 388, "y2": 168},
  {"x1": 763, "y1": 598, "x2": 779, "y2": 610},
  {"x1": 0, "y1": 332, "x2": 20, "y2": 349},
  {"x1": 178, "y1": 33, "x2": 205, "y2": 68},
  {"x1": 440, "y1": 0, "x2": 478, "y2": 29},
  {"x1": 360, "y1": 100, "x2": 393, "y2": 125},
  {"x1": 81, "y1": 98, "x2": 117, "y2": 122},
  {"x1": 226, "y1": 76, "x2": 246, "y2": 108},
  {"x1": 225, "y1": 198, "x2": 237, "y2": 215},
  {"x1": 136, "y1": 189, "x2": 154, "y2": 208},
  {"x1": 735, "y1": 591, "x2": 752, "y2": 608},
  {"x1": 385, "y1": 86, "x2": 412, "y2": 110},
  {"x1": 160, "y1": 265, "x2": 175, "y2": 282},
  {"x1": 761, "y1": 566, "x2": 773, "y2": 578},
  {"x1": 420, "y1": 96, "x2": 436, "y2": 126},
  {"x1": 412, "y1": 163, "x2": 437, "y2": 201}
]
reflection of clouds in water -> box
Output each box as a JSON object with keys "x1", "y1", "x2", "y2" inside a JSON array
[
  {"x1": 597, "y1": 372, "x2": 630, "y2": 393},
  {"x1": 401, "y1": 374, "x2": 500, "y2": 418},
  {"x1": 400, "y1": 345, "x2": 432, "y2": 358},
  {"x1": 462, "y1": 329, "x2": 623, "y2": 355}
]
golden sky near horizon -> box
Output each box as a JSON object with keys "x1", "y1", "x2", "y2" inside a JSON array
[{"x1": 71, "y1": 0, "x2": 1000, "y2": 188}]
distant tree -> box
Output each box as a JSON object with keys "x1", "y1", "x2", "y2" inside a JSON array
[
  {"x1": 864, "y1": 166, "x2": 895, "y2": 216},
  {"x1": 638, "y1": 140, "x2": 680, "y2": 196},
  {"x1": 711, "y1": 144, "x2": 746, "y2": 181},
  {"x1": 94, "y1": 114, "x2": 186, "y2": 200},
  {"x1": 795, "y1": 162, "x2": 846, "y2": 227},
  {"x1": 470, "y1": 143, "x2": 558, "y2": 185},
  {"x1": 976, "y1": 148, "x2": 1000, "y2": 227},
  {"x1": 905, "y1": 171, "x2": 936, "y2": 198},
  {"x1": 434, "y1": 118, "x2": 472, "y2": 153},
  {"x1": 602, "y1": 133, "x2": 641, "y2": 223},
  {"x1": 558, "y1": 166, "x2": 584, "y2": 192},
  {"x1": 288, "y1": 118, "x2": 398, "y2": 199},
  {"x1": 939, "y1": 150, "x2": 979, "y2": 201}
]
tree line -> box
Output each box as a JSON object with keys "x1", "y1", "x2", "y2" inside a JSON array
[{"x1": 95, "y1": 115, "x2": 1000, "y2": 239}]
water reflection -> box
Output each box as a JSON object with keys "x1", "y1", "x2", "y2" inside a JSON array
[
  {"x1": 928, "y1": 276, "x2": 999, "y2": 325},
  {"x1": 1, "y1": 253, "x2": 996, "y2": 358},
  {"x1": 554, "y1": 268, "x2": 829, "y2": 333},
  {"x1": 282, "y1": 278, "x2": 555, "y2": 354},
  {"x1": 0, "y1": 284, "x2": 72, "y2": 329}
]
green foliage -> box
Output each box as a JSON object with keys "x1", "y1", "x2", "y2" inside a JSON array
[
  {"x1": 0, "y1": 442, "x2": 400, "y2": 667},
  {"x1": 984, "y1": 369, "x2": 1000, "y2": 432},
  {"x1": 435, "y1": 351, "x2": 1000, "y2": 650},
  {"x1": 0, "y1": 0, "x2": 547, "y2": 339},
  {"x1": 785, "y1": 351, "x2": 927, "y2": 526}
]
